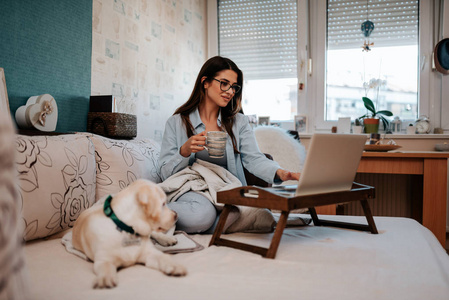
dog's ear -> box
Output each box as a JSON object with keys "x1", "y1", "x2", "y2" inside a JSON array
[{"x1": 137, "y1": 186, "x2": 162, "y2": 221}]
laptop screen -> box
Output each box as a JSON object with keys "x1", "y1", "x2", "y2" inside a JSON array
[{"x1": 294, "y1": 134, "x2": 367, "y2": 196}]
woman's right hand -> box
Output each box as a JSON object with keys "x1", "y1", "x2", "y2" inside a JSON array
[{"x1": 180, "y1": 131, "x2": 207, "y2": 157}]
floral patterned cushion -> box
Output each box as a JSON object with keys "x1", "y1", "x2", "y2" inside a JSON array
[
  {"x1": 15, "y1": 134, "x2": 96, "y2": 241},
  {"x1": 82, "y1": 134, "x2": 161, "y2": 201}
]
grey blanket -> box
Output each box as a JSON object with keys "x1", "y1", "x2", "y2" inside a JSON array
[
  {"x1": 158, "y1": 159, "x2": 276, "y2": 233},
  {"x1": 158, "y1": 159, "x2": 241, "y2": 205}
]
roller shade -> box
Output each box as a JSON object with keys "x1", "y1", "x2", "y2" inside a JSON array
[
  {"x1": 328, "y1": 0, "x2": 419, "y2": 50},
  {"x1": 218, "y1": 0, "x2": 298, "y2": 80}
]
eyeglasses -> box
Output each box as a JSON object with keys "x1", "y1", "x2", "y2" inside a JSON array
[{"x1": 212, "y1": 78, "x2": 241, "y2": 94}]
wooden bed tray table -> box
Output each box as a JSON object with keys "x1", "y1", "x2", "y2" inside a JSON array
[{"x1": 209, "y1": 182, "x2": 378, "y2": 259}]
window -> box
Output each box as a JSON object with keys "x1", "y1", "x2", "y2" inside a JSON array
[
  {"x1": 326, "y1": 0, "x2": 419, "y2": 123},
  {"x1": 311, "y1": 0, "x2": 436, "y2": 132},
  {"x1": 209, "y1": 0, "x2": 443, "y2": 132},
  {"x1": 217, "y1": 0, "x2": 299, "y2": 121}
]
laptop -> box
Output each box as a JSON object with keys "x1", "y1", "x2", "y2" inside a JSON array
[{"x1": 270, "y1": 133, "x2": 367, "y2": 197}]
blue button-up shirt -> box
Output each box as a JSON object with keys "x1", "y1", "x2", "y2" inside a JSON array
[{"x1": 157, "y1": 108, "x2": 280, "y2": 185}]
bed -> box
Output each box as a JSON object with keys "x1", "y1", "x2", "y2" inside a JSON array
[{"x1": 25, "y1": 214, "x2": 449, "y2": 300}]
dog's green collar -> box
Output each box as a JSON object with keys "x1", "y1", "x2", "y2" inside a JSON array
[{"x1": 103, "y1": 195, "x2": 140, "y2": 236}]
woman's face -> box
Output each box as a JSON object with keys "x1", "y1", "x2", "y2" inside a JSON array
[{"x1": 203, "y1": 69, "x2": 238, "y2": 108}]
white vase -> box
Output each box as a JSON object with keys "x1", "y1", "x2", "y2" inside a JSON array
[
  {"x1": 353, "y1": 126, "x2": 363, "y2": 134},
  {"x1": 406, "y1": 125, "x2": 416, "y2": 134}
]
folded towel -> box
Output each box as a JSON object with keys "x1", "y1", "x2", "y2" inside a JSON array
[
  {"x1": 62, "y1": 229, "x2": 203, "y2": 261},
  {"x1": 61, "y1": 231, "x2": 89, "y2": 261}
]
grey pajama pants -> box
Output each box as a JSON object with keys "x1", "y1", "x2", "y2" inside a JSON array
[{"x1": 167, "y1": 191, "x2": 239, "y2": 234}]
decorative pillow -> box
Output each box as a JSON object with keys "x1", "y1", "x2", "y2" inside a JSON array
[
  {"x1": 254, "y1": 126, "x2": 306, "y2": 185},
  {"x1": 15, "y1": 134, "x2": 96, "y2": 241},
  {"x1": 0, "y1": 111, "x2": 29, "y2": 299},
  {"x1": 79, "y1": 133, "x2": 161, "y2": 201}
]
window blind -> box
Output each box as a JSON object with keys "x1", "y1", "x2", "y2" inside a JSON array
[
  {"x1": 328, "y1": 0, "x2": 419, "y2": 50},
  {"x1": 218, "y1": 0, "x2": 298, "y2": 80}
]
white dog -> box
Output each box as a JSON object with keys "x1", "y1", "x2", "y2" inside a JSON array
[{"x1": 72, "y1": 179, "x2": 187, "y2": 288}]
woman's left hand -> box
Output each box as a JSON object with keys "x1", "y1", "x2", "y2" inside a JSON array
[{"x1": 276, "y1": 169, "x2": 300, "y2": 181}]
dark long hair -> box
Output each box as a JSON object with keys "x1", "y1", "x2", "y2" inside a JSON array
[{"x1": 174, "y1": 56, "x2": 243, "y2": 153}]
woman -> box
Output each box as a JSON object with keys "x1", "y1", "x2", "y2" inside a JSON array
[{"x1": 158, "y1": 56, "x2": 300, "y2": 233}]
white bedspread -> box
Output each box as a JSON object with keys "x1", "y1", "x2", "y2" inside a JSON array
[{"x1": 24, "y1": 215, "x2": 449, "y2": 300}]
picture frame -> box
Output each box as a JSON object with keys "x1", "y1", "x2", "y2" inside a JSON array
[
  {"x1": 294, "y1": 114, "x2": 308, "y2": 133},
  {"x1": 258, "y1": 116, "x2": 270, "y2": 126},
  {"x1": 0, "y1": 68, "x2": 11, "y2": 122}
]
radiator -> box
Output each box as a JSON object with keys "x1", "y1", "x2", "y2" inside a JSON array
[{"x1": 342, "y1": 174, "x2": 414, "y2": 218}]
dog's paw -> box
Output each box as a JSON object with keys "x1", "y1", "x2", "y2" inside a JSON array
[
  {"x1": 93, "y1": 274, "x2": 118, "y2": 289},
  {"x1": 151, "y1": 231, "x2": 178, "y2": 247},
  {"x1": 158, "y1": 235, "x2": 178, "y2": 247},
  {"x1": 93, "y1": 261, "x2": 119, "y2": 288},
  {"x1": 157, "y1": 255, "x2": 187, "y2": 276},
  {"x1": 162, "y1": 262, "x2": 187, "y2": 277}
]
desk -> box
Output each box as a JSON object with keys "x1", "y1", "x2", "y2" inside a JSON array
[{"x1": 317, "y1": 151, "x2": 449, "y2": 247}]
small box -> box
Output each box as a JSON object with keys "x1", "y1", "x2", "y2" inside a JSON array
[
  {"x1": 87, "y1": 112, "x2": 136, "y2": 139},
  {"x1": 337, "y1": 117, "x2": 351, "y2": 134},
  {"x1": 89, "y1": 95, "x2": 116, "y2": 112}
]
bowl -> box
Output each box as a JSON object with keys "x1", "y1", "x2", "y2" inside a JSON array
[{"x1": 435, "y1": 143, "x2": 449, "y2": 151}]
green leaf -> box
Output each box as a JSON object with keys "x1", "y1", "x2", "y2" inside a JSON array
[
  {"x1": 379, "y1": 116, "x2": 390, "y2": 132},
  {"x1": 362, "y1": 97, "x2": 376, "y2": 114},
  {"x1": 358, "y1": 114, "x2": 368, "y2": 120},
  {"x1": 377, "y1": 110, "x2": 393, "y2": 117}
]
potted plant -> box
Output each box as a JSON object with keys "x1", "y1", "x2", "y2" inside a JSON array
[{"x1": 358, "y1": 97, "x2": 393, "y2": 133}]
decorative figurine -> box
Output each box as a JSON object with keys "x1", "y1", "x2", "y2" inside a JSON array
[
  {"x1": 362, "y1": 40, "x2": 374, "y2": 52},
  {"x1": 391, "y1": 116, "x2": 402, "y2": 133}
]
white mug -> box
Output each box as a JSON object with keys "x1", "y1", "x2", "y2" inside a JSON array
[
  {"x1": 406, "y1": 125, "x2": 416, "y2": 134},
  {"x1": 203, "y1": 131, "x2": 227, "y2": 158}
]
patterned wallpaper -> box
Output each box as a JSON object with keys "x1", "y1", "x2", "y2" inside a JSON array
[
  {"x1": 1, "y1": 0, "x2": 92, "y2": 133},
  {"x1": 91, "y1": 0, "x2": 207, "y2": 141}
]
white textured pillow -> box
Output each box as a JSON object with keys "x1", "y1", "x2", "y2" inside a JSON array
[
  {"x1": 254, "y1": 126, "x2": 306, "y2": 185},
  {"x1": 15, "y1": 134, "x2": 96, "y2": 241},
  {"x1": 82, "y1": 134, "x2": 161, "y2": 201},
  {"x1": 0, "y1": 111, "x2": 29, "y2": 299}
]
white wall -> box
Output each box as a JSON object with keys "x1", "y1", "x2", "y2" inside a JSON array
[{"x1": 90, "y1": 0, "x2": 207, "y2": 142}]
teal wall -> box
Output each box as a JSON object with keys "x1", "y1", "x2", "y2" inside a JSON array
[{"x1": 0, "y1": 0, "x2": 92, "y2": 132}]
